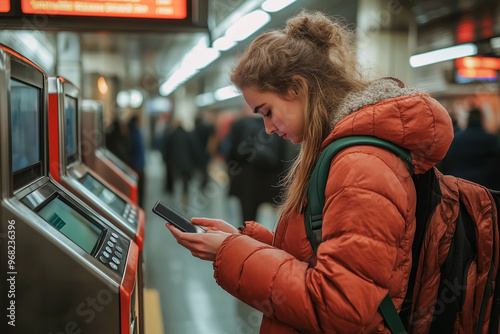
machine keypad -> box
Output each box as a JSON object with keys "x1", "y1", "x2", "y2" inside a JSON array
[
  {"x1": 96, "y1": 231, "x2": 128, "y2": 274},
  {"x1": 122, "y1": 204, "x2": 138, "y2": 225}
]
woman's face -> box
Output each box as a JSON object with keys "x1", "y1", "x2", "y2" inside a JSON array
[{"x1": 241, "y1": 87, "x2": 306, "y2": 144}]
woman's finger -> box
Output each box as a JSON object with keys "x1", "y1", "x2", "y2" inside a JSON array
[
  {"x1": 191, "y1": 217, "x2": 222, "y2": 227},
  {"x1": 191, "y1": 217, "x2": 239, "y2": 234}
]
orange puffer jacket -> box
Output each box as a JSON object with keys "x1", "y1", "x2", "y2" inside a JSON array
[{"x1": 213, "y1": 79, "x2": 454, "y2": 333}]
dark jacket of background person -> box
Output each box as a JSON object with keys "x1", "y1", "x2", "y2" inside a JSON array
[
  {"x1": 438, "y1": 107, "x2": 500, "y2": 190},
  {"x1": 194, "y1": 116, "x2": 216, "y2": 189},
  {"x1": 105, "y1": 118, "x2": 132, "y2": 166},
  {"x1": 226, "y1": 116, "x2": 287, "y2": 223},
  {"x1": 128, "y1": 115, "x2": 146, "y2": 207},
  {"x1": 163, "y1": 121, "x2": 201, "y2": 196}
]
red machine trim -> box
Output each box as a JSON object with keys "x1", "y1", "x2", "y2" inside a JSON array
[
  {"x1": 1, "y1": 45, "x2": 44, "y2": 72},
  {"x1": 48, "y1": 94, "x2": 60, "y2": 182},
  {"x1": 130, "y1": 184, "x2": 138, "y2": 204},
  {"x1": 120, "y1": 241, "x2": 138, "y2": 334},
  {"x1": 136, "y1": 208, "x2": 145, "y2": 251}
]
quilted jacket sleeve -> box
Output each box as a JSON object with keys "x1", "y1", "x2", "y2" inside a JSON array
[
  {"x1": 214, "y1": 146, "x2": 415, "y2": 333},
  {"x1": 241, "y1": 220, "x2": 274, "y2": 245}
]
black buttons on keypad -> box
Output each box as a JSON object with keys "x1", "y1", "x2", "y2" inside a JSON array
[
  {"x1": 122, "y1": 204, "x2": 138, "y2": 225},
  {"x1": 97, "y1": 231, "x2": 127, "y2": 273}
]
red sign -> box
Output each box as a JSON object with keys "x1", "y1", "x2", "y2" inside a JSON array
[
  {"x1": 21, "y1": 0, "x2": 186, "y2": 19},
  {"x1": 456, "y1": 57, "x2": 500, "y2": 70},
  {"x1": 0, "y1": 0, "x2": 10, "y2": 13}
]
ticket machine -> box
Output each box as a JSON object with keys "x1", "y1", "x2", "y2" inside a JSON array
[
  {"x1": 0, "y1": 45, "x2": 140, "y2": 333},
  {"x1": 80, "y1": 100, "x2": 139, "y2": 205},
  {"x1": 48, "y1": 77, "x2": 146, "y2": 334}
]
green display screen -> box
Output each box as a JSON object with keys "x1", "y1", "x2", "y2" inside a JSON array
[
  {"x1": 38, "y1": 197, "x2": 103, "y2": 254},
  {"x1": 80, "y1": 173, "x2": 127, "y2": 214}
]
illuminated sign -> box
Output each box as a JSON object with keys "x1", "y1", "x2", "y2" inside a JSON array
[
  {"x1": 0, "y1": 0, "x2": 10, "y2": 13},
  {"x1": 456, "y1": 56, "x2": 500, "y2": 70},
  {"x1": 455, "y1": 56, "x2": 499, "y2": 83},
  {"x1": 21, "y1": 0, "x2": 187, "y2": 19}
]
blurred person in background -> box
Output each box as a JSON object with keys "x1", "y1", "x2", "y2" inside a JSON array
[
  {"x1": 162, "y1": 119, "x2": 201, "y2": 205},
  {"x1": 106, "y1": 116, "x2": 131, "y2": 166},
  {"x1": 193, "y1": 110, "x2": 217, "y2": 191},
  {"x1": 438, "y1": 106, "x2": 500, "y2": 190},
  {"x1": 226, "y1": 111, "x2": 287, "y2": 224},
  {"x1": 128, "y1": 114, "x2": 146, "y2": 207}
]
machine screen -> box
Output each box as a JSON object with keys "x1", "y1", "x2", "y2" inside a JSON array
[
  {"x1": 80, "y1": 173, "x2": 127, "y2": 214},
  {"x1": 11, "y1": 79, "x2": 40, "y2": 172},
  {"x1": 38, "y1": 197, "x2": 103, "y2": 254},
  {"x1": 103, "y1": 150, "x2": 138, "y2": 182},
  {"x1": 64, "y1": 95, "x2": 78, "y2": 160}
]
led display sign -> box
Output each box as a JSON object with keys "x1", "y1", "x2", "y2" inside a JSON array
[
  {"x1": 0, "y1": 0, "x2": 207, "y2": 32},
  {"x1": 455, "y1": 56, "x2": 500, "y2": 83},
  {"x1": 21, "y1": 0, "x2": 186, "y2": 19},
  {"x1": 0, "y1": 0, "x2": 10, "y2": 12}
]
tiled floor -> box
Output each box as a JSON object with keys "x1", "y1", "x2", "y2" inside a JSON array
[{"x1": 142, "y1": 151, "x2": 278, "y2": 334}]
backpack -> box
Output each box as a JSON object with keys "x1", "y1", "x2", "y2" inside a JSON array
[{"x1": 305, "y1": 135, "x2": 500, "y2": 334}]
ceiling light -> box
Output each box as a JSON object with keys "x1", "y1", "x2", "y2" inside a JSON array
[
  {"x1": 225, "y1": 10, "x2": 271, "y2": 42},
  {"x1": 182, "y1": 47, "x2": 220, "y2": 70},
  {"x1": 195, "y1": 92, "x2": 215, "y2": 107},
  {"x1": 159, "y1": 39, "x2": 221, "y2": 96},
  {"x1": 491, "y1": 37, "x2": 500, "y2": 50},
  {"x1": 117, "y1": 91, "x2": 130, "y2": 108},
  {"x1": 159, "y1": 66, "x2": 197, "y2": 96},
  {"x1": 261, "y1": 0, "x2": 297, "y2": 12},
  {"x1": 214, "y1": 85, "x2": 241, "y2": 101},
  {"x1": 129, "y1": 89, "x2": 144, "y2": 108},
  {"x1": 409, "y1": 43, "x2": 477, "y2": 68},
  {"x1": 213, "y1": 36, "x2": 237, "y2": 51},
  {"x1": 97, "y1": 76, "x2": 108, "y2": 94}
]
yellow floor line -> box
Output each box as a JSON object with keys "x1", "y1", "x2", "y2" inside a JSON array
[{"x1": 144, "y1": 288, "x2": 164, "y2": 334}]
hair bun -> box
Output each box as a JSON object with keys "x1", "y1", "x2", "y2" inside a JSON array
[{"x1": 285, "y1": 10, "x2": 339, "y2": 52}]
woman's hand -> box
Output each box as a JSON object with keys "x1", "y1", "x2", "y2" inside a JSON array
[
  {"x1": 165, "y1": 218, "x2": 238, "y2": 261},
  {"x1": 191, "y1": 217, "x2": 239, "y2": 234}
]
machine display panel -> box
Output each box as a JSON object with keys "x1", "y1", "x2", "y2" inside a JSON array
[
  {"x1": 38, "y1": 196, "x2": 103, "y2": 254},
  {"x1": 103, "y1": 150, "x2": 138, "y2": 182},
  {"x1": 64, "y1": 94, "x2": 78, "y2": 165},
  {"x1": 11, "y1": 79, "x2": 41, "y2": 172},
  {"x1": 79, "y1": 173, "x2": 127, "y2": 214}
]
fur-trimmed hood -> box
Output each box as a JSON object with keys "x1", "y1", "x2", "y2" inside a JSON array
[{"x1": 324, "y1": 77, "x2": 454, "y2": 174}]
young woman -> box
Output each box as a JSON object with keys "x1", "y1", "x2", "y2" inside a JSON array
[{"x1": 166, "y1": 9, "x2": 454, "y2": 333}]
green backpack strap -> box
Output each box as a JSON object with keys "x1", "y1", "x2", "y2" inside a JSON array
[
  {"x1": 379, "y1": 294, "x2": 408, "y2": 334},
  {"x1": 304, "y1": 135, "x2": 413, "y2": 334}
]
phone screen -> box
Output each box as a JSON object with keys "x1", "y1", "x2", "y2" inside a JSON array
[{"x1": 152, "y1": 201, "x2": 206, "y2": 233}]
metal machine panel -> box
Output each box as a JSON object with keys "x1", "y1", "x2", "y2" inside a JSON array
[
  {"x1": 48, "y1": 78, "x2": 145, "y2": 334},
  {"x1": 0, "y1": 44, "x2": 139, "y2": 334}
]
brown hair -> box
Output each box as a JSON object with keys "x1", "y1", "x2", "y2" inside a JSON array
[{"x1": 231, "y1": 9, "x2": 368, "y2": 218}]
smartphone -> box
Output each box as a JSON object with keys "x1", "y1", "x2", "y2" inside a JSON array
[{"x1": 152, "y1": 200, "x2": 206, "y2": 233}]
